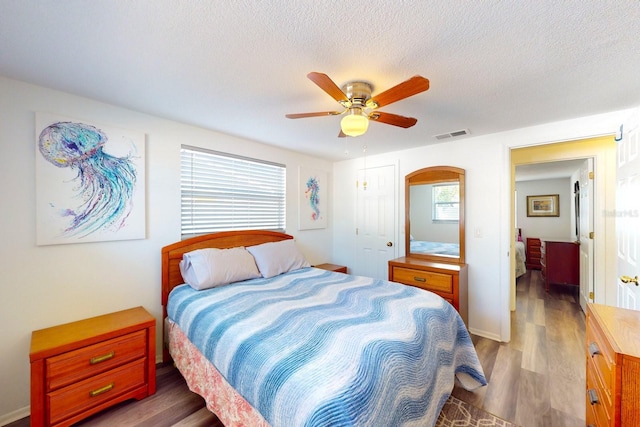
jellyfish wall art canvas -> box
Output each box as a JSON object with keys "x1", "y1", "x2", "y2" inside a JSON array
[
  {"x1": 298, "y1": 167, "x2": 327, "y2": 230},
  {"x1": 35, "y1": 113, "x2": 146, "y2": 245}
]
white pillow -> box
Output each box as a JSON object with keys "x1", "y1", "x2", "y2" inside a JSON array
[
  {"x1": 246, "y1": 239, "x2": 310, "y2": 278},
  {"x1": 179, "y1": 247, "x2": 261, "y2": 290}
]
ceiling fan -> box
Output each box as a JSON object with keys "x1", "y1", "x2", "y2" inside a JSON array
[{"x1": 286, "y1": 72, "x2": 430, "y2": 137}]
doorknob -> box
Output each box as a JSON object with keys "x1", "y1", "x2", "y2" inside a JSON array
[
  {"x1": 387, "y1": 242, "x2": 393, "y2": 247},
  {"x1": 620, "y1": 275, "x2": 639, "y2": 286}
]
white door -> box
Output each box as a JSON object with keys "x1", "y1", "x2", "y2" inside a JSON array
[
  {"x1": 355, "y1": 165, "x2": 396, "y2": 279},
  {"x1": 578, "y1": 159, "x2": 594, "y2": 313},
  {"x1": 617, "y1": 111, "x2": 640, "y2": 309}
]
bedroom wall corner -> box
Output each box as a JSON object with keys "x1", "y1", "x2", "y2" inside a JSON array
[{"x1": 0, "y1": 76, "x2": 333, "y2": 423}]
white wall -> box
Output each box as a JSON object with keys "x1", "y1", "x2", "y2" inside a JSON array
[
  {"x1": 516, "y1": 178, "x2": 574, "y2": 242},
  {"x1": 332, "y1": 108, "x2": 633, "y2": 343},
  {"x1": 0, "y1": 76, "x2": 333, "y2": 423}
]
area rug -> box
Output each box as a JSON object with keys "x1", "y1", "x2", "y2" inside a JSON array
[{"x1": 436, "y1": 395, "x2": 518, "y2": 426}]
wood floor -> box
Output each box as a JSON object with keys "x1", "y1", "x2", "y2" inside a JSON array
[
  {"x1": 7, "y1": 363, "x2": 220, "y2": 427},
  {"x1": 9, "y1": 269, "x2": 585, "y2": 427},
  {"x1": 452, "y1": 269, "x2": 586, "y2": 426}
]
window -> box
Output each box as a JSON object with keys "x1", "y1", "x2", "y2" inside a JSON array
[
  {"x1": 180, "y1": 146, "x2": 286, "y2": 237},
  {"x1": 432, "y1": 183, "x2": 459, "y2": 222}
]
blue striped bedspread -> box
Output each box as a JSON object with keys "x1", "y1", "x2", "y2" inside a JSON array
[{"x1": 167, "y1": 267, "x2": 486, "y2": 427}]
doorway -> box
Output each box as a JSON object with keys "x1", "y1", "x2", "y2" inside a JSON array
[
  {"x1": 515, "y1": 158, "x2": 593, "y2": 313},
  {"x1": 509, "y1": 136, "x2": 617, "y2": 335}
]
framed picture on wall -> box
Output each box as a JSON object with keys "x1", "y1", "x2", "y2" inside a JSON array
[
  {"x1": 526, "y1": 194, "x2": 559, "y2": 217},
  {"x1": 35, "y1": 113, "x2": 146, "y2": 245},
  {"x1": 298, "y1": 166, "x2": 328, "y2": 230}
]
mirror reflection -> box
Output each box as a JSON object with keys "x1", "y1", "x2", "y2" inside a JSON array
[
  {"x1": 406, "y1": 166, "x2": 465, "y2": 264},
  {"x1": 409, "y1": 183, "x2": 460, "y2": 257}
]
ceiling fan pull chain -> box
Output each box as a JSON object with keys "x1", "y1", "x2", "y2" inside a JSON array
[{"x1": 363, "y1": 145, "x2": 368, "y2": 190}]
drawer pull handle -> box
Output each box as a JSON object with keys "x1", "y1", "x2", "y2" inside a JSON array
[
  {"x1": 588, "y1": 389, "x2": 599, "y2": 405},
  {"x1": 89, "y1": 382, "x2": 114, "y2": 397},
  {"x1": 413, "y1": 277, "x2": 426, "y2": 282},
  {"x1": 90, "y1": 351, "x2": 115, "y2": 365},
  {"x1": 588, "y1": 342, "x2": 600, "y2": 357}
]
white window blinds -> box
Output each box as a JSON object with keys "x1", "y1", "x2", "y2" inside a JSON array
[
  {"x1": 181, "y1": 146, "x2": 286, "y2": 237},
  {"x1": 432, "y1": 183, "x2": 459, "y2": 222}
]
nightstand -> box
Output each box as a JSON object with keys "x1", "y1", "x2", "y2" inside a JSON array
[
  {"x1": 30, "y1": 306, "x2": 156, "y2": 426},
  {"x1": 314, "y1": 263, "x2": 347, "y2": 273}
]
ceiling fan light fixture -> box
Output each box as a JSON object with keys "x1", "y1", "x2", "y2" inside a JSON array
[{"x1": 341, "y1": 108, "x2": 369, "y2": 137}]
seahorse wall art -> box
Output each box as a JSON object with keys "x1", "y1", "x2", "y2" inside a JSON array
[
  {"x1": 35, "y1": 114, "x2": 146, "y2": 245},
  {"x1": 298, "y1": 167, "x2": 327, "y2": 230},
  {"x1": 305, "y1": 176, "x2": 320, "y2": 221}
]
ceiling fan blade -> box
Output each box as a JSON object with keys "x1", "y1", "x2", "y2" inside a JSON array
[
  {"x1": 307, "y1": 72, "x2": 350, "y2": 104},
  {"x1": 368, "y1": 75, "x2": 429, "y2": 108},
  {"x1": 286, "y1": 111, "x2": 343, "y2": 119},
  {"x1": 369, "y1": 111, "x2": 418, "y2": 128}
]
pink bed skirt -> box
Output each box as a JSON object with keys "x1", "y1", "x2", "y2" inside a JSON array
[{"x1": 168, "y1": 319, "x2": 270, "y2": 426}]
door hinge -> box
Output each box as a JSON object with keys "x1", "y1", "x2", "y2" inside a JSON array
[
  {"x1": 589, "y1": 231, "x2": 594, "y2": 239},
  {"x1": 589, "y1": 171, "x2": 594, "y2": 180},
  {"x1": 356, "y1": 228, "x2": 358, "y2": 235},
  {"x1": 589, "y1": 291, "x2": 594, "y2": 300}
]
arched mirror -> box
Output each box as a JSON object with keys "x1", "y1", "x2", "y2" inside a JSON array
[{"x1": 405, "y1": 166, "x2": 465, "y2": 264}]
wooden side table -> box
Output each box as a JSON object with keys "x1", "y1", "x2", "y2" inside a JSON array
[
  {"x1": 30, "y1": 306, "x2": 156, "y2": 426},
  {"x1": 314, "y1": 263, "x2": 347, "y2": 273}
]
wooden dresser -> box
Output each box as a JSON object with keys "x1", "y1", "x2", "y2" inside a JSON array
[
  {"x1": 586, "y1": 303, "x2": 640, "y2": 427},
  {"x1": 30, "y1": 307, "x2": 156, "y2": 427},
  {"x1": 388, "y1": 257, "x2": 468, "y2": 325},
  {"x1": 525, "y1": 238, "x2": 542, "y2": 270},
  {"x1": 540, "y1": 240, "x2": 579, "y2": 292}
]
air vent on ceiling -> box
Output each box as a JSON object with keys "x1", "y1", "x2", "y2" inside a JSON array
[{"x1": 434, "y1": 129, "x2": 470, "y2": 140}]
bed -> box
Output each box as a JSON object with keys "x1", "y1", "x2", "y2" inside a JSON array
[
  {"x1": 162, "y1": 230, "x2": 486, "y2": 427},
  {"x1": 409, "y1": 240, "x2": 460, "y2": 257},
  {"x1": 515, "y1": 228, "x2": 526, "y2": 278}
]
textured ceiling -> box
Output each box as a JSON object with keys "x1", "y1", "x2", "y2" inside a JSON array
[
  {"x1": 1, "y1": 1, "x2": 639, "y2": 160},
  {"x1": 515, "y1": 159, "x2": 586, "y2": 182}
]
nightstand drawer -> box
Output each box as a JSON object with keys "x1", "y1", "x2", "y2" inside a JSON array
[
  {"x1": 48, "y1": 358, "x2": 146, "y2": 425},
  {"x1": 392, "y1": 267, "x2": 453, "y2": 293},
  {"x1": 46, "y1": 330, "x2": 147, "y2": 391}
]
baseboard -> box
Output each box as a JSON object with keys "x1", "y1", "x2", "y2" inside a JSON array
[
  {"x1": 468, "y1": 327, "x2": 503, "y2": 342},
  {"x1": 0, "y1": 406, "x2": 29, "y2": 426}
]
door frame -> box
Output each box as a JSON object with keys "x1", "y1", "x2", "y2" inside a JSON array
[{"x1": 506, "y1": 136, "x2": 617, "y2": 340}]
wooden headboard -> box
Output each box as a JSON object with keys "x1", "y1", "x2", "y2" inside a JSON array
[
  {"x1": 161, "y1": 230, "x2": 293, "y2": 313},
  {"x1": 161, "y1": 230, "x2": 293, "y2": 361}
]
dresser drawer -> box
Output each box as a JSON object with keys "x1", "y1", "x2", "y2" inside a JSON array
[
  {"x1": 585, "y1": 304, "x2": 640, "y2": 427},
  {"x1": 392, "y1": 267, "x2": 453, "y2": 293},
  {"x1": 46, "y1": 330, "x2": 147, "y2": 391},
  {"x1": 587, "y1": 358, "x2": 612, "y2": 427},
  {"x1": 586, "y1": 317, "x2": 615, "y2": 408},
  {"x1": 528, "y1": 247, "x2": 541, "y2": 257},
  {"x1": 47, "y1": 358, "x2": 146, "y2": 425}
]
